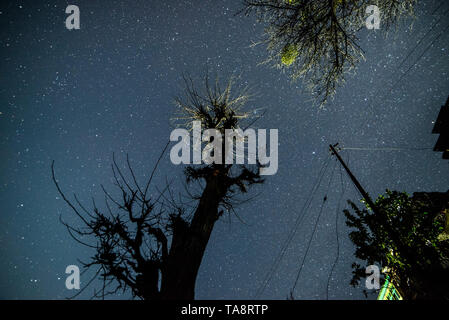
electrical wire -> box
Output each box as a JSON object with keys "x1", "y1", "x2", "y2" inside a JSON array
[
  {"x1": 341, "y1": 146, "x2": 433, "y2": 151},
  {"x1": 388, "y1": 21, "x2": 449, "y2": 95},
  {"x1": 326, "y1": 162, "x2": 346, "y2": 300},
  {"x1": 358, "y1": 3, "x2": 449, "y2": 133},
  {"x1": 396, "y1": 1, "x2": 448, "y2": 71},
  {"x1": 254, "y1": 153, "x2": 332, "y2": 298},
  {"x1": 290, "y1": 159, "x2": 338, "y2": 297}
]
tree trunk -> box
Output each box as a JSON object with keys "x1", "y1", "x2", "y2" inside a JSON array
[{"x1": 160, "y1": 173, "x2": 227, "y2": 299}]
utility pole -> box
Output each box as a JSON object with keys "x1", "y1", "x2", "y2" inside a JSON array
[
  {"x1": 329, "y1": 143, "x2": 379, "y2": 215},
  {"x1": 329, "y1": 143, "x2": 417, "y2": 282}
]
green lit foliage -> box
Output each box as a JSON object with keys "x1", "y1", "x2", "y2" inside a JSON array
[
  {"x1": 344, "y1": 190, "x2": 449, "y2": 299},
  {"x1": 242, "y1": 0, "x2": 416, "y2": 106},
  {"x1": 281, "y1": 44, "x2": 299, "y2": 66}
]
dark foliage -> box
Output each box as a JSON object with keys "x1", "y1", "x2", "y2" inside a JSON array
[{"x1": 344, "y1": 189, "x2": 449, "y2": 299}]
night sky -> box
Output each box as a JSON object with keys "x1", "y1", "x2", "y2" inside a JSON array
[{"x1": 1, "y1": 0, "x2": 448, "y2": 300}]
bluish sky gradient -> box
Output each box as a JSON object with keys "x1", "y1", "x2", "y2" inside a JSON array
[{"x1": 0, "y1": 0, "x2": 448, "y2": 299}]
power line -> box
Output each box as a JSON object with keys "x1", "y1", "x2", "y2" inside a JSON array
[
  {"x1": 380, "y1": 3, "x2": 449, "y2": 98},
  {"x1": 290, "y1": 158, "x2": 337, "y2": 297},
  {"x1": 326, "y1": 162, "x2": 346, "y2": 300},
  {"x1": 341, "y1": 146, "x2": 433, "y2": 151},
  {"x1": 254, "y1": 153, "x2": 332, "y2": 298},
  {"x1": 359, "y1": 5, "x2": 449, "y2": 132},
  {"x1": 255, "y1": 154, "x2": 331, "y2": 298},
  {"x1": 396, "y1": 1, "x2": 448, "y2": 71},
  {"x1": 388, "y1": 21, "x2": 449, "y2": 95}
]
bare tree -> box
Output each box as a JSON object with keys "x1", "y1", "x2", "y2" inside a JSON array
[
  {"x1": 52, "y1": 76, "x2": 265, "y2": 300},
  {"x1": 242, "y1": 0, "x2": 416, "y2": 106}
]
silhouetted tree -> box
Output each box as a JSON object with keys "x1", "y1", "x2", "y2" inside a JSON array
[
  {"x1": 242, "y1": 0, "x2": 416, "y2": 105},
  {"x1": 52, "y1": 76, "x2": 264, "y2": 300},
  {"x1": 344, "y1": 189, "x2": 449, "y2": 299}
]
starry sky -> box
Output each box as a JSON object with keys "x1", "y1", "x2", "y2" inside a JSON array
[{"x1": 0, "y1": 0, "x2": 448, "y2": 300}]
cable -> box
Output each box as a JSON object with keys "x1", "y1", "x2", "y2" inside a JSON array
[
  {"x1": 254, "y1": 153, "x2": 332, "y2": 298},
  {"x1": 326, "y1": 162, "x2": 346, "y2": 300},
  {"x1": 341, "y1": 146, "x2": 433, "y2": 151},
  {"x1": 388, "y1": 21, "x2": 449, "y2": 94},
  {"x1": 396, "y1": 2, "x2": 448, "y2": 71},
  {"x1": 290, "y1": 158, "x2": 337, "y2": 297},
  {"x1": 255, "y1": 154, "x2": 331, "y2": 298},
  {"x1": 381, "y1": 4, "x2": 449, "y2": 97},
  {"x1": 290, "y1": 158, "x2": 337, "y2": 296},
  {"x1": 430, "y1": 0, "x2": 446, "y2": 16},
  {"x1": 358, "y1": 5, "x2": 449, "y2": 133}
]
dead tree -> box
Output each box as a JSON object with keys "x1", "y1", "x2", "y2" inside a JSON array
[
  {"x1": 242, "y1": 0, "x2": 416, "y2": 106},
  {"x1": 52, "y1": 76, "x2": 264, "y2": 300}
]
